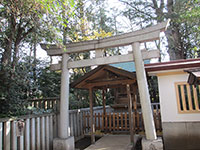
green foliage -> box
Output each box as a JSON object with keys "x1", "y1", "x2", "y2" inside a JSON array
[
  {"x1": 35, "y1": 0, "x2": 75, "y2": 44},
  {"x1": 0, "y1": 0, "x2": 75, "y2": 116},
  {"x1": 148, "y1": 76, "x2": 159, "y2": 103},
  {"x1": 0, "y1": 56, "x2": 61, "y2": 116},
  {"x1": 180, "y1": 0, "x2": 200, "y2": 58},
  {"x1": 0, "y1": 0, "x2": 75, "y2": 69},
  {"x1": 0, "y1": 57, "x2": 36, "y2": 116},
  {"x1": 37, "y1": 68, "x2": 61, "y2": 98},
  {"x1": 69, "y1": 90, "x2": 89, "y2": 109},
  {"x1": 182, "y1": 0, "x2": 200, "y2": 20},
  {"x1": 0, "y1": 0, "x2": 41, "y2": 67}
]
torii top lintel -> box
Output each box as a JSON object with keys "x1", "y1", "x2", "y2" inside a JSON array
[{"x1": 40, "y1": 20, "x2": 169, "y2": 56}]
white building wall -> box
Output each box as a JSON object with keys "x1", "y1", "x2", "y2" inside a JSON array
[{"x1": 158, "y1": 73, "x2": 200, "y2": 122}]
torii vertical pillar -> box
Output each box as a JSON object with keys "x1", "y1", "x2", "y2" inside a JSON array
[
  {"x1": 53, "y1": 53, "x2": 75, "y2": 150},
  {"x1": 132, "y1": 42, "x2": 163, "y2": 150}
]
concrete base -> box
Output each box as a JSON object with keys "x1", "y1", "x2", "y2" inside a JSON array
[
  {"x1": 142, "y1": 137, "x2": 163, "y2": 150},
  {"x1": 53, "y1": 136, "x2": 75, "y2": 150}
]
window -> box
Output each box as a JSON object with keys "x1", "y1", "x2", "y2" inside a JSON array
[{"x1": 175, "y1": 82, "x2": 200, "y2": 113}]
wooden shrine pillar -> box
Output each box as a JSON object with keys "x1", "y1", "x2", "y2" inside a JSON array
[
  {"x1": 132, "y1": 42, "x2": 157, "y2": 140},
  {"x1": 89, "y1": 87, "x2": 95, "y2": 144},
  {"x1": 127, "y1": 84, "x2": 134, "y2": 143},
  {"x1": 133, "y1": 84, "x2": 137, "y2": 133},
  {"x1": 102, "y1": 88, "x2": 107, "y2": 132},
  {"x1": 132, "y1": 84, "x2": 138, "y2": 112},
  {"x1": 102, "y1": 88, "x2": 106, "y2": 115}
]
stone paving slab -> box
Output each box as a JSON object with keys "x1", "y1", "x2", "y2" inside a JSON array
[{"x1": 84, "y1": 135, "x2": 132, "y2": 150}]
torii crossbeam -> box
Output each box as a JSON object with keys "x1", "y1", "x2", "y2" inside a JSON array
[{"x1": 41, "y1": 20, "x2": 169, "y2": 150}]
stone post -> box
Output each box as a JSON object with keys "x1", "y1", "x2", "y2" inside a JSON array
[
  {"x1": 60, "y1": 53, "x2": 70, "y2": 138},
  {"x1": 132, "y1": 42, "x2": 157, "y2": 140},
  {"x1": 53, "y1": 53, "x2": 75, "y2": 150}
]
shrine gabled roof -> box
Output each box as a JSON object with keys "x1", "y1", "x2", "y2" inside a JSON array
[
  {"x1": 70, "y1": 65, "x2": 136, "y2": 89},
  {"x1": 110, "y1": 60, "x2": 150, "y2": 72}
]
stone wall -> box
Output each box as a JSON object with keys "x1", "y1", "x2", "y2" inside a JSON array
[{"x1": 162, "y1": 122, "x2": 200, "y2": 150}]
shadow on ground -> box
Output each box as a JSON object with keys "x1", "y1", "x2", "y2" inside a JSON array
[
  {"x1": 135, "y1": 138, "x2": 142, "y2": 150},
  {"x1": 75, "y1": 137, "x2": 101, "y2": 150}
]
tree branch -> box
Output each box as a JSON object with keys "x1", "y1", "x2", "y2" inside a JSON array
[
  {"x1": 152, "y1": 0, "x2": 158, "y2": 9},
  {"x1": 160, "y1": 0, "x2": 165, "y2": 9},
  {"x1": 119, "y1": 0, "x2": 155, "y2": 20}
]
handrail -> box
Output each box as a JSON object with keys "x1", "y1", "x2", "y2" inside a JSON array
[{"x1": 28, "y1": 97, "x2": 60, "y2": 101}]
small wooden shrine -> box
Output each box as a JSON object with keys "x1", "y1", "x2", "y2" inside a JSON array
[{"x1": 70, "y1": 65, "x2": 140, "y2": 112}]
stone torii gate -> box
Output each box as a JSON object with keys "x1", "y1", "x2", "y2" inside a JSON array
[{"x1": 41, "y1": 20, "x2": 169, "y2": 150}]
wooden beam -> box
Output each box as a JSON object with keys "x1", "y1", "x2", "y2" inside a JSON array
[
  {"x1": 86, "y1": 78, "x2": 133, "y2": 84},
  {"x1": 127, "y1": 84, "x2": 134, "y2": 143},
  {"x1": 89, "y1": 88, "x2": 95, "y2": 144},
  {"x1": 85, "y1": 79, "x2": 136, "y2": 88},
  {"x1": 93, "y1": 84, "x2": 126, "y2": 90},
  {"x1": 50, "y1": 49, "x2": 160, "y2": 70},
  {"x1": 40, "y1": 20, "x2": 169, "y2": 56}
]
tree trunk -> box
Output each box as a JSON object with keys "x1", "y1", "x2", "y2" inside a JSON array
[
  {"x1": 1, "y1": 39, "x2": 12, "y2": 67},
  {"x1": 165, "y1": 24, "x2": 185, "y2": 60},
  {"x1": 12, "y1": 42, "x2": 20, "y2": 70},
  {"x1": 165, "y1": 0, "x2": 185, "y2": 60},
  {"x1": 1, "y1": 15, "x2": 14, "y2": 67},
  {"x1": 33, "y1": 38, "x2": 37, "y2": 82},
  {"x1": 152, "y1": 0, "x2": 164, "y2": 23},
  {"x1": 151, "y1": 0, "x2": 186, "y2": 60}
]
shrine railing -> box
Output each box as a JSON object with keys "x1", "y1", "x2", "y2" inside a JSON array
[{"x1": 83, "y1": 106, "x2": 162, "y2": 134}]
